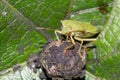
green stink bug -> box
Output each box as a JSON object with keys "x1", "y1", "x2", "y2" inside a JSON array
[{"x1": 55, "y1": 20, "x2": 100, "y2": 59}]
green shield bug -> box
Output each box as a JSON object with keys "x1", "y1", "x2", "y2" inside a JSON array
[
  {"x1": 55, "y1": 20, "x2": 100, "y2": 59},
  {"x1": 37, "y1": 20, "x2": 100, "y2": 59}
]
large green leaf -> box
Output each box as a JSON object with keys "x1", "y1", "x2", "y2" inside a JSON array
[
  {"x1": 1, "y1": 0, "x2": 120, "y2": 80},
  {"x1": 0, "y1": 0, "x2": 70, "y2": 71},
  {"x1": 87, "y1": 0, "x2": 120, "y2": 80}
]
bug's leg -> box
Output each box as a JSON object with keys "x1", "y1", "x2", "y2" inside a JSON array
[
  {"x1": 74, "y1": 36, "x2": 84, "y2": 59},
  {"x1": 74, "y1": 37, "x2": 97, "y2": 60},
  {"x1": 55, "y1": 30, "x2": 63, "y2": 41},
  {"x1": 63, "y1": 45, "x2": 74, "y2": 55},
  {"x1": 55, "y1": 30, "x2": 60, "y2": 41},
  {"x1": 78, "y1": 40, "x2": 84, "y2": 59},
  {"x1": 63, "y1": 35, "x2": 75, "y2": 55},
  {"x1": 82, "y1": 38, "x2": 97, "y2": 41},
  {"x1": 66, "y1": 33, "x2": 69, "y2": 41},
  {"x1": 70, "y1": 33, "x2": 75, "y2": 45}
]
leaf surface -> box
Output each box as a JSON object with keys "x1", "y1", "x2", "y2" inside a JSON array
[
  {"x1": 1, "y1": 0, "x2": 120, "y2": 80},
  {"x1": 0, "y1": 0, "x2": 70, "y2": 71}
]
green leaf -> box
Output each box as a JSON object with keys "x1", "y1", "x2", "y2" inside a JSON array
[
  {"x1": 0, "y1": 0, "x2": 70, "y2": 71},
  {"x1": 1, "y1": 0, "x2": 120, "y2": 80},
  {"x1": 86, "y1": 0, "x2": 120, "y2": 80},
  {"x1": 72, "y1": 0, "x2": 113, "y2": 12},
  {"x1": 71, "y1": 1, "x2": 113, "y2": 26}
]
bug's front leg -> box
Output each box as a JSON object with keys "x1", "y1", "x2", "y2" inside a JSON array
[
  {"x1": 70, "y1": 32, "x2": 75, "y2": 45},
  {"x1": 73, "y1": 36, "x2": 84, "y2": 60},
  {"x1": 63, "y1": 33, "x2": 75, "y2": 55},
  {"x1": 55, "y1": 30, "x2": 63, "y2": 42}
]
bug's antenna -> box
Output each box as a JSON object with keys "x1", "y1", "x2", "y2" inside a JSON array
[
  {"x1": 37, "y1": 28, "x2": 52, "y2": 42},
  {"x1": 36, "y1": 27, "x2": 54, "y2": 42}
]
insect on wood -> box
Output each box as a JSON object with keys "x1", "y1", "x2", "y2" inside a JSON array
[
  {"x1": 36, "y1": 20, "x2": 100, "y2": 60},
  {"x1": 55, "y1": 20, "x2": 100, "y2": 59}
]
